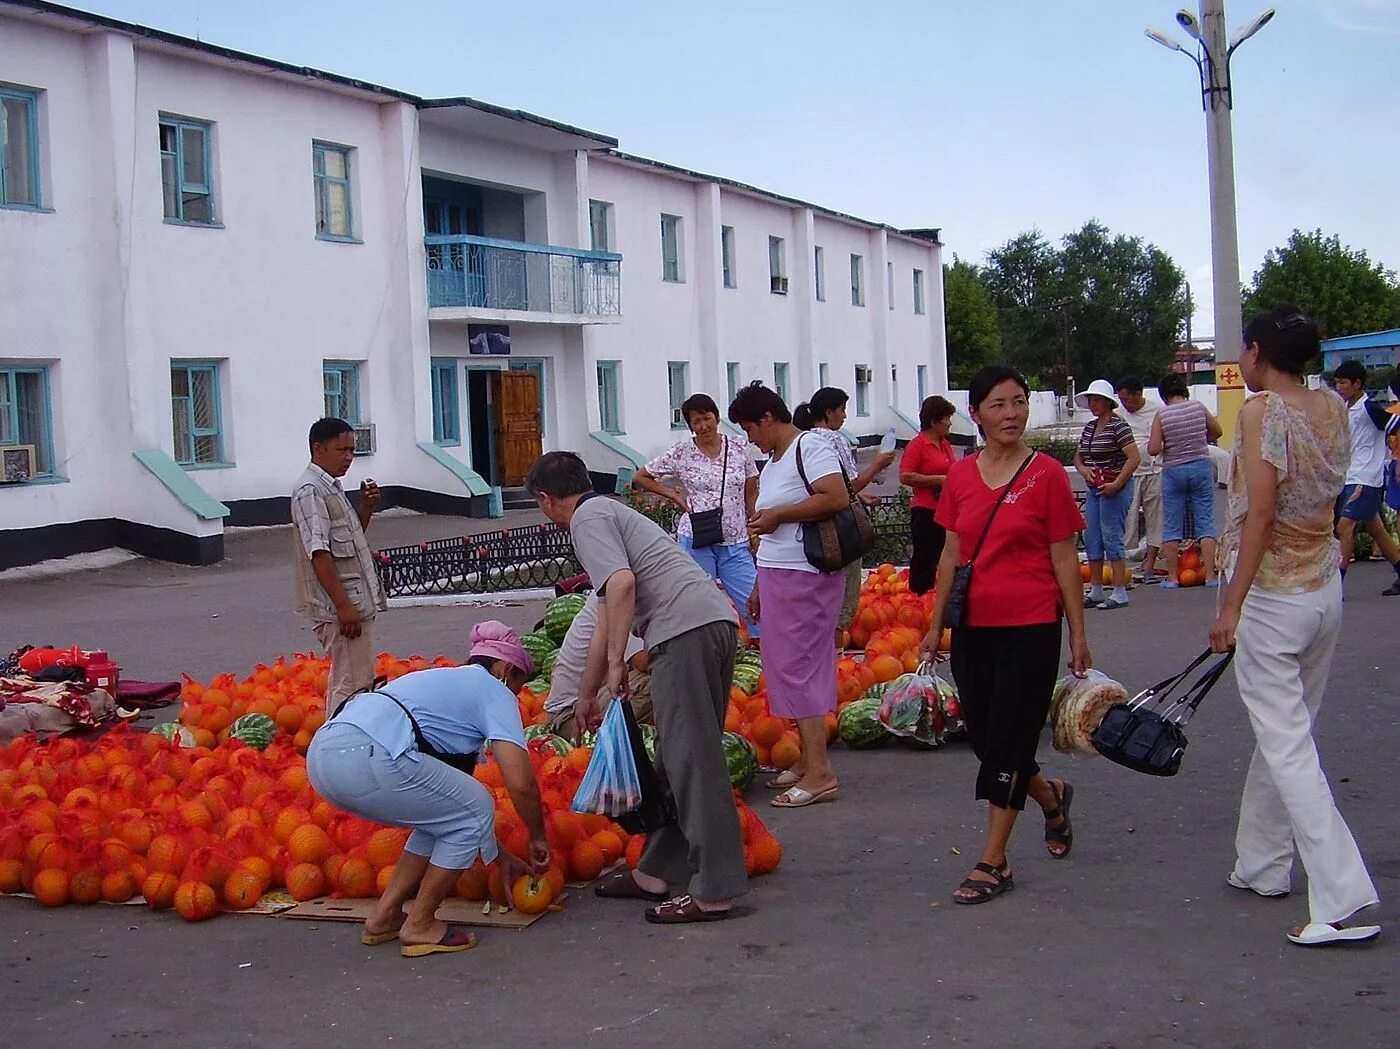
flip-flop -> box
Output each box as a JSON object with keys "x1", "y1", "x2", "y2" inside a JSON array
[
  {"x1": 771, "y1": 784, "x2": 838, "y2": 808},
  {"x1": 400, "y1": 925, "x2": 478, "y2": 957},
  {"x1": 361, "y1": 928, "x2": 401, "y2": 946},
  {"x1": 594, "y1": 868, "x2": 667, "y2": 901},
  {"x1": 1226, "y1": 872, "x2": 1289, "y2": 898},
  {"x1": 644, "y1": 894, "x2": 731, "y2": 924},
  {"x1": 766, "y1": 770, "x2": 800, "y2": 789},
  {"x1": 1287, "y1": 922, "x2": 1381, "y2": 947}
]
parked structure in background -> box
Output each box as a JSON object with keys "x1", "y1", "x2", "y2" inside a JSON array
[
  {"x1": 0, "y1": 1, "x2": 948, "y2": 569},
  {"x1": 1321, "y1": 329, "x2": 1400, "y2": 377}
]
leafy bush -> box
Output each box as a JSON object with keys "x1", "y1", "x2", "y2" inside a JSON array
[{"x1": 1027, "y1": 434, "x2": 1079, "y2": 466}]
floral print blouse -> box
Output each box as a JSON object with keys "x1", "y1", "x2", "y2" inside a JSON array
[{"x1": 644, "y1": 435, "x2": 758, "y2": 546}]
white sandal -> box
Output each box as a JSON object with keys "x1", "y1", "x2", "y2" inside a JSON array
[{"x1": 1287, "y1": 922, "x2": 1381, "y2": 946}]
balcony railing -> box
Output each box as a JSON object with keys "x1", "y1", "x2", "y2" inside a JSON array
[{"x1": 425, "y1": 234, "x2": 622, "y2": 316}]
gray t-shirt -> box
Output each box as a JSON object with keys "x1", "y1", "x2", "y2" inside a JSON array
[{"x1": 570, "y1": 496, "x2": 737, "y2": 650}]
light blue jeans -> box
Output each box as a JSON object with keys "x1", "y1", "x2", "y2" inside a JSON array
[
  {"x1": 1083, "y1": 480, "x2": 1135, "y2": 562},
  {"x1": 1162, "y1": 458, "x2": 1217, "y2": 542},
  {"x1": 678, "y1": 536, "x2": 760, "y2": 638},
  {"x1": 306, "y1": 721, "x2": 497, "y2": 870}
]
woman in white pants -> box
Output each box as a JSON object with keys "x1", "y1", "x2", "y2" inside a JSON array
[{"x1": 1210, "y1": 304, "x2": 1380, "y2": 947}]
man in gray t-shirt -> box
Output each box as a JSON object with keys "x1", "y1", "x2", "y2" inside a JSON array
[{"x1": 527, "y1": 451, "x2": 746, "y2": 922}]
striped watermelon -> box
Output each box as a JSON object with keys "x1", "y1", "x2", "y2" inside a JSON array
[
  {"x1": 721, "y1": 731, "x2": 758, "y2": 789},
  {"x1": 731, "y1": 664, "x2": 761, "y2": 695},
  {"x1": 538, "y1": 649, "x2": 559, "y2": 681},
  {"x1": 229, "y1": 713, "x2": 277, "y2": 751},
  {"x1": 151, "y1": 723, "x2": 196, "y2": 747},
  {"x1": 838, "y1": 697, "x2": 889, "y2": 749},
  {"x1": 543, "y1": 594, "x2": 587, "y2": 644},
  {"x1": 519, "y1": 632, "x2": 557, "y2": 668},
  {"x1": 523, "y1": 677, "x2": 551, "y2": 697}
]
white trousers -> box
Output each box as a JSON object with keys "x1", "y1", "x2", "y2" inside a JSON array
[{"x1": 1231, "y1": 575, "x2": 1378, "y2": 924}]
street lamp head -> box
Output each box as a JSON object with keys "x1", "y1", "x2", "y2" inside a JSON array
[
  {"x1": 1229, "y1": 8, "x2": 1276, "y2": 50},
  {"x1": 1175, "y1": 9, "x2": 1202, "y2": 39},
  {"x1": 1145, "y1": 27, "x2": 1188, "y2": 53}
]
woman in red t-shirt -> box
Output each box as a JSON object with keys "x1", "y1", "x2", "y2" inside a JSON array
[
  {"x1": 919, "y1": 366, "x2": 1092, "y2": 905},
  {"x1": 899, "y1": 396, "x2": 958, "y2": 595}
]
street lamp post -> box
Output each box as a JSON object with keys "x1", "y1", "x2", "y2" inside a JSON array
[{"x1": 1146, "y1": 1, "x2": 1274, "y2": 443}]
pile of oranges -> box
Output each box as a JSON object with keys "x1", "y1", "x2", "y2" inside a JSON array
[{"x1": 1, "y1": 652, "x2": 783, "y2": 922}]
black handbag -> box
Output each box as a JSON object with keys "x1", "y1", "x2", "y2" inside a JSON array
[
  {"x1": 793, "y1": 434, "x2": 874, "y2": 572},
  {"x1": 613, "y1": 700, "x2": 677, "y2": 834},
  {"x1": 943, "y1": 452, "x2": 1034, "y2": 628},
  {"x1": 688, "y1": 437, "x2": 728, "y2": 549},
  {"x1": 1091, "y1": 648, "x2": 1235, "y2": 777}
]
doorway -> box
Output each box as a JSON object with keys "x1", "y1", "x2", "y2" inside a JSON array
[{"x1": 464, "y1": 366, "x2": 543, "y2": 487}]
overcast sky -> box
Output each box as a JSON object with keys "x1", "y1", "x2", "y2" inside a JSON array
[{"x1": 66, "y1": 0, "x2": 1400, "y2": 339}]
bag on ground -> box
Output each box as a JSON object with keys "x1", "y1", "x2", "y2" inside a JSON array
[
  {"x1": 571, "y1": 700, "x2": 642, "y2": 817},
  {"x1": 1049, "y1": 670, "x2": 1128, "y2": 755}
]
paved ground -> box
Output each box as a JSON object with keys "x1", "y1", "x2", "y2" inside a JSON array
[{"x1": 1, "y1": 522, "x2": 1397, "y2": 1049}]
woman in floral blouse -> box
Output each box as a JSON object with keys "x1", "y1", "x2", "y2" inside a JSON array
[{"x1": 634, "y1": 394, "x2": 760, "y2": 640}]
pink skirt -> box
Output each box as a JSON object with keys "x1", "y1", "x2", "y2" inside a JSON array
[{"x1": 757, "y1": 566, "x2": 844, "y2": 720}]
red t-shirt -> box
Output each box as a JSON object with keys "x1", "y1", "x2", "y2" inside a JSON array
[
  {"x1": 935, "y1": 451, "x2": 1085, "y2": 627},
  {"x1": 900, "y1": 432, "x2": 957, "y2": 512}
]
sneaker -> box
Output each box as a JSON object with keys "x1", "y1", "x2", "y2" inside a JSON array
[
  {"x1": 1384, "y1": 581, "x2": 1400, "y2": 597},
  {"x1": 1158, "y1": 581, "x2": 1179, "y2": 590},
  {"x1": 1097, "y1": 598, "x2": 1130, "y2": 610}
]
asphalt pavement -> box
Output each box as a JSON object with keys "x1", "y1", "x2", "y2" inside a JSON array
[{"x1": 1, "y1": 523, "x2": 1396, "y2": 1049}]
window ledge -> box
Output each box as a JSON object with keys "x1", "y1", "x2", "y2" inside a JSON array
[
  {"x1": 0, "y1": 474, "x2": 68, "y2": 488},
  {"x1": 181, "y1": 461, "x2": 236, "y2": 471},
  {"x1": 164, "y1": 218, "x2": 225, "y2": 229},
  {"x1": 0, "y1": 203, "x2": 55, "y2": 214},
  {"x1": 662, "y1": 277, "x2": 685, "y2": 284},
  {"x1": 317, "y1": 233, "x2": 363, "y2": 245},
  {"x1": 435, "y1": 440, "x2": 462, "y2": 448}
]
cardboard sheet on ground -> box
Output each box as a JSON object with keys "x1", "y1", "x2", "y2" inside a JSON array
[{"x1": 279, "y1": 893, "x2": 559, "y2": 929}]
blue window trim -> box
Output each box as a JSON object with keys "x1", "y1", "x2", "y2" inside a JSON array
[
  {"x1": 159, "y1": 115, "x2": 215, "y2": 225},
  {"x1": 660, "y1": 214, "x2": 682, "y2": 283},
  {"x1": 814, "y1": 246, "x2": 825, "y2": 302},
  {"x1": 0, "y1": 87, "x2": 42, "y2": 210},
  {"x1": 773, "y1": 362, "x2": 790, "y2": 405},
  {"x1": 721, "y1": 226, "x2": 736, "y2": 289},
  {"x1": 725, "y1": 362, "x2": 740, "y2": 406},
  {"x1": 588, "y1": 199, "x2": 611, "y2": 253},
  {"x1": 667, "y1": 361, "x2": 689, "y2": 429},
  {"x1": 850, "y1": 254, "x2": 865, "y2": 307},
  {"x1": 323, "y1": 361, "x2": 361, "y2": 424},
  {"x1": 313, "y1": 141, "x2": 356, "y2": 242},
  {"x1": 430, "y1": 358, "x2": 460, "y2": 445},
  {"x1": 0, "y1": 364, "x2": 56, "y2": 478},
  {"x1": 597, "y1": 360, "x2": 622, "y2": 435},
  {"x1": 170, "y1": 360, "x2": 224, "y2": 466},
  {"x1": 913, "y1": 268, "x2": 926, "y2": 315}
]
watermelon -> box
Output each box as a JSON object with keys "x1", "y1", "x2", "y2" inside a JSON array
[
  {"x1": 731, "y1": 664, "x2": 761, "y2": 695},
  {"x1": 528, "y1": 732, "x2": 574, "y2": 757},
  {"x1": 861, "y1": 682, "x2": 892, "y2": 704},
  {"x1": 151, "y1": 722, "x2": 196, "y2": 747},
  {"x1": 228, "y1": 712, "x2": 277, "y2": 751},
  {"x1": 543, "y1": 594, "x2": 587, "y2": 644},
  {"x1": 519, "y1": 631, "x2": 557, "y2": 668},
  {"x1": 523, "y1": 677, "x2": 552, "y2": 697},
  {"x1": 837, "y1": 697, "x2": 889, "y2": 748},
  {"x1": 721, "y1": 731, "x2": 758, "y2": 789},
  {"x1": 538, "y1": 649, "x2": 559, "y2": 681},
  {"x1": 639, "y1": 723, "x2": 657, "y2": 761}
]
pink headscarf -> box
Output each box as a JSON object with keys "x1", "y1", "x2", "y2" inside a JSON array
[{"x1": 469, "y1": 620, "x2": 534, "y2": 677}]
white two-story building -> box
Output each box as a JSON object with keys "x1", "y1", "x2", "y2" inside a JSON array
[{"x1": 0, "y1": 0, "x2": 947, "y2": 569}]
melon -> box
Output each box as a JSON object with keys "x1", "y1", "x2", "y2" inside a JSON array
[
  {"x1": 228, "y1": 713, "x2": 277, "y2": 751},
  {"x1": 538, "y1": 649, "x2": 559, "y2": 682},
  {"x1": 837, "y1": 697, "x2": 889, "y2": 749},
  {"x1": 639, "y1": 723, "x2": 657, "y2": 761},
  {"x1": 721, "y1": 731, "x2": 758, "y2": 789},
  {"x1": 731, "y1": 665, "x2": 761, "y2": 696},
  {"x1": 519, "y1": 632, "x2": 557, "y2": 668},
  {"x1": 543, "y1": 594, "x2": 587, "y2": 645},
  {"x1": 529, "y1": 732, "x2": 574, "y2": 757},
  {"x1": 523, "y1": 677, "x2": 552, "y2": 697},
  {"x1": 151, "y1": 723, "x2": 196, "y2": 747}
]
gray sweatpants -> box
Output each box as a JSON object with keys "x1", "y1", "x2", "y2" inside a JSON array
[{"x1": 640, "y1": 619, "x2": 748, "y2": 901}]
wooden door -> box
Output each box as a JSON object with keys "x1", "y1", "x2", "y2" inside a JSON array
[{"x1": 494, "y1": 370, "x2": 542, "y2": 487}]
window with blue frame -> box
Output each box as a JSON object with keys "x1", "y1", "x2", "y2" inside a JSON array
[
  {"x1": 913, "y1": 269, "x2": 926, "y2": 315},
  {"x1": 667, "y1": 361, "x2": 689, "y2": 428},
  {"x1": 773, "y1": 362, "x2": 790, "y2": 405},
  {"x1": 661, "y1": 214, "x2": 683, "y2": 282},
  {"x1": 0, "y1": 87, "x2": 41, "y2": 209},
  {"x1": 813, "y1": 246, "x2": 825, "y2": 301},
  {"x1": 431, "y1": 359, "x2": 460, "y2": 445},
  {"x1": 850, "y1": 254, "x2": 865, "y2": 306},
  {"x1": 0, "y1": 365, "x2": 55, "y2": 477},
  {"x1": 818, "y1": 362, "x2": 830, "y2": 388},
  {"x1": 159, "y1": 116, "x2": 214, "y2": 224},
  {"x1": 917, "y1": 364, "x2": 929, "y2": 403},
  {"x1": 726, "y1": 362, "x2": 740, "y2": 406},
  {"x1": 597, "y1": 361, "x2": 622, "y2": 434},
  {"x1": 170, "y1": 361, "x2": 224, "y2": 465},
  {"x1": 313, "y1": 142, "x2": 354, "y2": 239},
  {"x1": 323, "y1": 362, "x2": 361, "y2": 423}
]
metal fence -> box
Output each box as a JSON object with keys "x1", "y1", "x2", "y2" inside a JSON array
[
  {"x1": 375, "y1": 524, "x2": 582, "y2": 598},
  {"x1": 425, "y1": 234, "x2": 622, "y2": 316}
]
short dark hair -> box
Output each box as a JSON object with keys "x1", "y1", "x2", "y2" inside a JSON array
[
  {"x1": 524, "y1": 451, "x2": 593, "y2": 498},
  {"x1": 728, "y1": 381, "x2": 791, "y2": 426},
  {"x1": 1242, "y1": 303, "x2": 1320, "y2": 377},
  {"x1": 919, "y1": 395, "x2": 956, "y2": 430},
  {"x1": 792, "y1": 402, "x2": 816, "y2": 431},
  {"x1": 808, "y1": 386, "x2": 849, "y2": 419},
  {"x1": 967, "y1": 366, "x2": 1030, "y2": 413},
  {"x1": 1157, "y1": 373, "x2": 1189, "y2": 401},
  {"x1": 680, "y1": 393, "x2": 720, "y2": 424},
  {"x1": 1116, "y1": 377, "x2": 1144, "y2": 396},
  {"x1": 309, "y1": 417, "x2": 353, "y2": 452},
  {"x1": 1333, "y1": 359, "x2": 1367, "y2": 384}
]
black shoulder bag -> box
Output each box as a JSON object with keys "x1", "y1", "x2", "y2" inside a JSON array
[
  {"x1": 1091, "y1": 648, "x2": 1235, "y2": 777},
  {"x1": 943, "y1": 451, "x2": 1034, "y2": 628},
  {"x1": 332, "y1": 676, "x2": 478, "y2": 775},
  {"x1": 688, "y1": 437, "x2": 728, "y2": 549},
  {"x1": 614, "y1": 700, "x2": 678, "y2": 834},
  {"x1": 793, "y1": 434, "x2": 874, "y2": 572}
]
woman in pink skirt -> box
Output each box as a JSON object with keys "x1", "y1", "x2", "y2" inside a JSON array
[{"x1": 728, "y1": 382, "x2": 851, "y2": 808}]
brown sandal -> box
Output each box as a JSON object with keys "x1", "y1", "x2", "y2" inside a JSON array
[
  {"x1": 644, "y1": 894, "x2": 732, "y2": 924},
  {"x1": 594, "y1": 868, "x2": 667, "y2": 901}
]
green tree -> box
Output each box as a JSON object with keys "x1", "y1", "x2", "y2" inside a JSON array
[
  {"x1": 943, "y1": 258, "x2": 1001, "y2": 387},
  {"x1": 1244, "y1": 229, "x2": 1400, "y2": 340},
  {"x1": 981, "y1": 222, "x2": 1186, "y2": 392}
]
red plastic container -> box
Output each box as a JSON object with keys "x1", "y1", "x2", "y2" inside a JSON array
[{"x1": 84, "y1": 651, "x2": 121, "y2": 697}]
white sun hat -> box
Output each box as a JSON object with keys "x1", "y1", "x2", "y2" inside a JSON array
[{"x1": 1074, "y1": 379, "x2": 1120, "y2": 410}]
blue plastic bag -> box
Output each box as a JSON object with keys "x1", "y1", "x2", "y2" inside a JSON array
[{"x1": 571, "y1": 699, "x2": 643, "y2": 817}]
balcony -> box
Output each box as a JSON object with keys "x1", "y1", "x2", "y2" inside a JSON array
[{"x1": 425, "y1": 234, "x2": 622, "y2": 322}]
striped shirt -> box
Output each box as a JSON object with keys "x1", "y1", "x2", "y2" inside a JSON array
[
  {"x1": 1078, "y1": 415, "x2": 1134, "y2": 476},
  {"x1": 1158, "y1": 400, "x2": 1211, "y2": 468}
]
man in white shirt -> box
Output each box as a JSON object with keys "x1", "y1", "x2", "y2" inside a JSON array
[
  {"x1": 1334, "y1": 360, "x2": 1400, "y2": 594},
  {"x1": 544, "y1": 594, "x2": 651, "y2": 738},
  {"x1": 1116, "y1": 378, "x2": 1164, "y2": 581}
]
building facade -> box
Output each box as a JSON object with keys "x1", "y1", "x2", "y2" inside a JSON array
[{"x1": 0, "y1": 1, "x2": 947, "y2": 569}]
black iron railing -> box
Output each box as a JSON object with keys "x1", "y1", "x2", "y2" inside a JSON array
[{"x1": 375, "y1": 524, "x2": 582, "y2": 597}]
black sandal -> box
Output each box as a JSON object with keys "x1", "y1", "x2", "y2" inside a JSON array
[
  {"x1": 1044, "y1": 780, "x2": 1074, "y2": 859},
  {"x1": 953, "y1": 862, "x2": 1014, "y2": 905}
]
